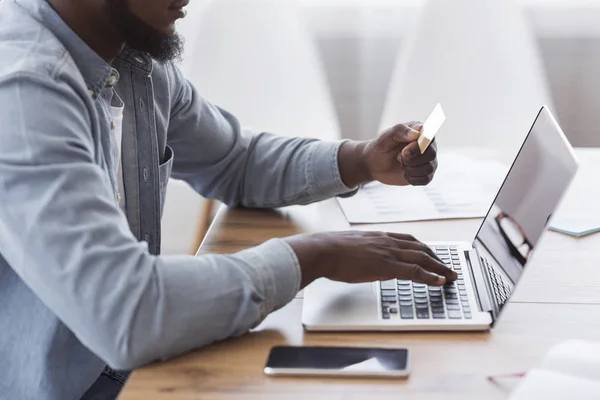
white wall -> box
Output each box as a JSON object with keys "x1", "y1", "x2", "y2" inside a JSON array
[{"x1": 301, "y1": 1, "x2": 600, "y2": 147}]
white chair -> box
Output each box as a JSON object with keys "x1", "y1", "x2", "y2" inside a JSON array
[
  {"x1": 379, "y1": 0, "x2": 553, "y2": 152},
  {"x1": 161, "y1": 0, "x2": 341, "y2": 255},
  {"x1": 161, "y1": 180, "x2": 213, "y2": 255}
]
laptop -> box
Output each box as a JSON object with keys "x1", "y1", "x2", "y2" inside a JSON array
[{"x1": 302, "y1": 106, "x2": 579, "y2": 331}]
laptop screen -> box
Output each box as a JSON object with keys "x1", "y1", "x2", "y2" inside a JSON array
[{"x1": 473, "y1": 107, "x2": 578, "y2": 290}]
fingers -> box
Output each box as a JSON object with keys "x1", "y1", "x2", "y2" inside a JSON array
[
  {"x1": 393, "y1": 249, "x2": 457, "y2": 283},
  {"x1": 402, "y1": 159, "x2": 438, "y2": 186},
  {"x1": 379, "y1": 232, "x2": 457, "y2": 283},
  {"x1": 399, "y1": 140, "x2": 437, "y2": 167},
  {"x1": 375, "y1": 123, "x2": 421, "y2": 152},
  {"x1": 390, "y1": 123, "x2": 420, "y2": 144},
  {"x1": 376, "y1": 262, "x2": 446, "y2": 286},
  {"x1": 405, "y1": 264, "x2": 447, "y2": 286},
  {"x1": 396, "y1": 139, "x2": 437, "y2": 186},
  {"x1": 403, "y1": 160, "x2": 437, "y2": 177},
  {"x1": 382, "y1": 232, "x2": 420, "y2": 242},
  {"x1": 328, "y1": 231, "x2": 456, "y2": 286},
  {"x1": 383, "y1": 232, "x2": 442, "y2": 262},
  {"x1": 405, "y1": 121, "x2": 423, "y2": 131}
]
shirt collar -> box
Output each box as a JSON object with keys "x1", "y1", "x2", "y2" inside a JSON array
[{"x1": 13, "y1": 0, "x2": 151, "y2": 97}]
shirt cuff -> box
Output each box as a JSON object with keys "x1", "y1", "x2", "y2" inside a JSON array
[
  {"x1": 241, "y1": 238, "x2": 301, "y2": 315},
  {"x1": 308, "y1": 140, "x2": 360, "y2": 199}
]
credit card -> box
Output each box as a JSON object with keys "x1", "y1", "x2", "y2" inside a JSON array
[{"x1": 418, "y1": 103, "x2": 445, "y2": 153}]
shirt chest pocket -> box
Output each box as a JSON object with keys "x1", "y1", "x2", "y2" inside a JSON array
[{"x1": 158, "y1": 145, "x2": 174, "y2": 217}]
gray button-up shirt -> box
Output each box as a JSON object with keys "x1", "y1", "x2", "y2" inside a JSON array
[{"x1": 0, "y1": 0, "x2": 356, "y2": 399}]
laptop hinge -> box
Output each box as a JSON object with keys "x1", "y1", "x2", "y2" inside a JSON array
[{"x1": 465, "y1": 249, "x2": 494, "y2": 317}]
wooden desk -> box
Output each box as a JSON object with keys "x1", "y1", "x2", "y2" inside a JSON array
[{"x1": 120, "y1": 149, "x2": 600, "y2": 400}]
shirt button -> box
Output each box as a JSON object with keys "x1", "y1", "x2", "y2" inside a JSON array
[
  {"x1": 88, "y1": 89, "x2": 93, "y2": 96},
  {"x1": 111, "y1": 121, "x2": 117, "y2": 130},
  {"x1": 107, "y1": 75, "x2": 117, "y2": 86}
]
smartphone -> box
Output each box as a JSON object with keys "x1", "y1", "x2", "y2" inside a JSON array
[{"x1": 263, "y1": 345, "x2": 410, "y2": 378}]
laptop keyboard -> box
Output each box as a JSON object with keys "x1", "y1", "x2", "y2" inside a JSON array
[
  {"x1": 481, "y1": 256, "x2": 511, "y2": 306},
  {"x1": 379, "y1": 246, "x2": 472, "y2": 320}
]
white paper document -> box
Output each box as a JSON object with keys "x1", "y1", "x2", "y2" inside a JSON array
[
  {"x1": 337, "y1": 153, "x2": 508, "y2": 224},
  {"x1": 509, "y1": 340, "x2": 600, "y2": 400}
]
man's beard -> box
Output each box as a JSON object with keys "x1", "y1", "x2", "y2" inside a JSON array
[{"x1": 106, "y1": 0, "x2": 184, "y2": 63}]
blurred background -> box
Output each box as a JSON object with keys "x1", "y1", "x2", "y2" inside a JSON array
[
  {"x1": 177, "y1": 0, "x2": 600, "y2": 146},
  {"x1": 301, "y1": 0, "x2": 600, "y2": 147},
  {"x1": 165, "y1": 0, "x2": 600, "y2": 253}
]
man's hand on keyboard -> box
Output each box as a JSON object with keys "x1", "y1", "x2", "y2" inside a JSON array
[{"x1": 285, "y1": 231, "x2": 457, "y2": 288}]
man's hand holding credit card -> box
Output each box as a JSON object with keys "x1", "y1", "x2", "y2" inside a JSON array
[{"x1": 350, "y1": 103, "x2": 443, "y2": 187}]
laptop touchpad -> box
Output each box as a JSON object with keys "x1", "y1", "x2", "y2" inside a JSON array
[{"x1": 303, "y1": 279, "x2": 378, "y2": 327}]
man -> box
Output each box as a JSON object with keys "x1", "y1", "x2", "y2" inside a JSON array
[{"x1": 0, "y1": 0, "x2": 456, "y2": 399}]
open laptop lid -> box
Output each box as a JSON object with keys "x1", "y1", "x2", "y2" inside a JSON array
[{"x1": 471, "y1": 106, "x2": 579, "y2": 324}]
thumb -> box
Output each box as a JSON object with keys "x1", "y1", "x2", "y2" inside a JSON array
[{"x1": 376, "y1": 124, "x2": 421, "y2": 152}]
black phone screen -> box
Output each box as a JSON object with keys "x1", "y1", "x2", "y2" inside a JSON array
[{"x1": 265, "y1": 346, "x2": 409, "y2": 372}]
